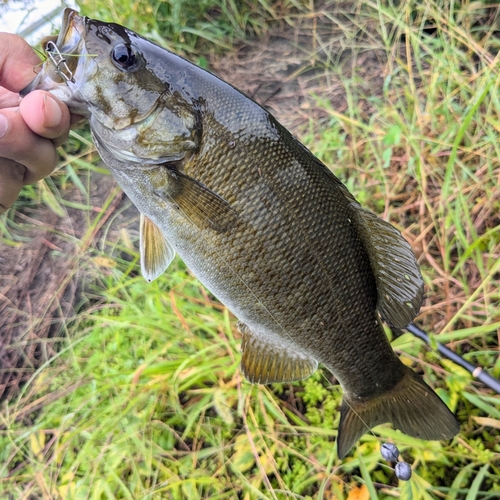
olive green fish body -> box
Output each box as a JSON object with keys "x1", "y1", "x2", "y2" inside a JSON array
[
  {"x1": 104, "y1": 111, "x2": 404, "y2": 398},
  {"x1": 24, "y1": 9, "x2": 459, "y2": 457}
]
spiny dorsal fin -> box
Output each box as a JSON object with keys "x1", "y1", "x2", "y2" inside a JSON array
[
  {"x1": 140, "y1": 213, "x2": 175, "y2": 282},
  {"x1": 352, "y1": 206, "x2": 424, "y2": 328},
  {"x1": 160, "y1": 169, "x2": 238, "y2": 232},
  {"x1": 337, "y1": 366, "x2": 459, "y2": 458},
  {"x1": 239, "y1": 322, "x2": 318, "y2": 384}
]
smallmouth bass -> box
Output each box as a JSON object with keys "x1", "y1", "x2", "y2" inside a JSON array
[{"x1": 23, "y1": 9, "x2": 459, "y2": 457}]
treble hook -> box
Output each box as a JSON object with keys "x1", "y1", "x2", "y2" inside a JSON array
[{"x1": 45, "y1": 40, "x2": 75, "y2": 84}]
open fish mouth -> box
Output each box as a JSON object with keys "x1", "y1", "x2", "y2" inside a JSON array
[
  {"x1": 44, "y1": 8, "x2": 87, "y2": 84},
  {"x1": 20, "y1": 8, "x2": 91, "y2": 107}
]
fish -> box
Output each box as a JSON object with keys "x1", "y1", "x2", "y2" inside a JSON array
[{"x1": 22, "y1": 8, "x2": 459, "y2": 457}]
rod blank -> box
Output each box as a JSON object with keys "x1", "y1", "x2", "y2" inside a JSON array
[{"x1": 406, "y1": 323, "x2": 500, "y2": 395}]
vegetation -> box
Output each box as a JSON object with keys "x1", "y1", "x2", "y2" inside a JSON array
[{"x1": 1, "y1": 0, "x2": 499, "y2": 497}]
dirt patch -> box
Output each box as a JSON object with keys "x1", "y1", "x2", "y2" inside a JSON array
[
  {"x1": 210, "y1": 7, "x2": 385, "y2": 129},
  {"x1": 0, "y1": 174, "x2": 133, "y2": 400}
]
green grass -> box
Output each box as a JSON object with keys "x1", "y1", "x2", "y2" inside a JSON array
[
  {"x1": 77, "y1": 0, "x2": 303, "y2": 55},
  {"x1": 1, "y1": 0, "x2": 500, "y2": 497}
]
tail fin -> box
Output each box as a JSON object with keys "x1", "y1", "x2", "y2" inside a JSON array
[{"x1": 337, "y1": 367, "x2": 459, "y2": 459}]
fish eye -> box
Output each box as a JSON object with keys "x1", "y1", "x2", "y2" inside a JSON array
[{"x1": 112, "y1": 43, "x2": 137, "y2": 70}]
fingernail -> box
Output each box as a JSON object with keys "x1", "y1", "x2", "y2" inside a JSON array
[
  {"x1": 43, "y1": 94, "x2": 63, "y2": 128},
  {"x1": 0, "y1": 114, "x2": 8, "y2": 139}
]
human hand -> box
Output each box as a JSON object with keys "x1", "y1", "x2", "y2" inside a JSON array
[{"x1": 0, "y1": 33, "x2": 72, "y2": 214}]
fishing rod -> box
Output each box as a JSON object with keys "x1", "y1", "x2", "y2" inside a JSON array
[
  {"x1": 406, "y1": 323, "x2": 500, "y2": 394},
  {"x1": 377, "y1": 322, "x2": 500, "y2": 480}
]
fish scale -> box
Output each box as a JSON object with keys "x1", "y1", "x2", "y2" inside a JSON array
[
  {"x1": 181, "y1": 114, "x2": 402, "y2": 391},
  {"x1": 23, "y1": 8, "x2": 460, "y2": 458}
]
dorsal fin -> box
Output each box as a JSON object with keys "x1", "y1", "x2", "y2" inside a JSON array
[
  {"x1": 140, "y1": 213, "x2": 175, "y2": 282},
  {"x1": 239, "y1": 322, "x2": 318, "y2": 384},
  {"x1": 352, "y1": 206, "x2": 424, "y2": 328}
]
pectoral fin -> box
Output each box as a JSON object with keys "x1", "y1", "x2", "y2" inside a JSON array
[
  {"x1": 353, "y1": 206, "x2": 424, "y2": 328},
  {"x1": 159, "y1": 169, "x2": 238, "y2": 232},
  {"x1": 140, "y1": 213, "x2": 175, "y2": 282},
  {"x1": 239, "y1": 322, "x2": 318, "y2": 384}
]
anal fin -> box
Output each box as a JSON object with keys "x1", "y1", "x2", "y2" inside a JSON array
[{"x1": 239, "y1": 322, "x2": 318, "y2": 384}]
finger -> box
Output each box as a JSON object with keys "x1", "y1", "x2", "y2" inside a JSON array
[
  {"x1": 0, "y1": 111, "x2": 58, "y2": 185},
  {"x1": 0, "y1": 87, "x2": 22, "y2": 109},
  {"x1": 19, "y1": 91, "x2": 70, "y2": 147},
  {"x1": 0, "y1": 33, "x2": 41, "y2": 92},
  {"x1": 0, "y1": 157, "x2": 25, "y2": 214}
]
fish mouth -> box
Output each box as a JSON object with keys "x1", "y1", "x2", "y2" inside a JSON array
[
  {"x1": 61, "y1": 8, "x2": 85, "y2": 39},
  {"x1": 44, "y1": 9, "x2": 86, "y2": 84},
  {"x1": 55, "y1": 8, "x2": 87, "y2": 67},
  {"x1": 20, "y1": 8, "x2": 89, "y2": 98}
]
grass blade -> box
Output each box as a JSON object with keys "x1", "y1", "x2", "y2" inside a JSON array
[{"x1": 465, "y1": 464, "x2": 489, "y2": 500}]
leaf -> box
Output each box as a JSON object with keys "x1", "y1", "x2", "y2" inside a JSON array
[
  {"x1": 58, "y1": 482, "x2": 77, "y2": 498},
  {"x1": 39, "y1": 179, "x2": 66, "y2": 217},
  {"x1": 463, "y1": 392, "x2": 500, "y2": 419},
  {"x1": 448, "y1": 463, "x2": 475, "y2": 500},
  {"x1": 443, "y1": 80, "x2": 493, "y2": 196},
  {"x1": 383, "y1": 125, "x2": 402, "y2": 146},
  {"x1": 213, "y1": 388, "x2": 234, "y2": 425},
  {"x1": 472, "y1": 416, "x2": 500, "y2": 430},
  {"x1": 347, "y1": 485, "x2": 370, "y2": 500},
  {"x1": 259, "y1": 450, "x2": 276, "y2": 475},
  {"x1": 197, "y1": 55, "x2": 208, "y2": 69},
  {"x1": 120, "y1": 228, "x2": 134, "y2": 250},
  {"x1": 232, "y1": 434, "x2": 255, "y2": 473},
  {"x1": 400, "y1": 472, "x2": 437, "y2": 500},
  {"x1": 412, "y1": 472, "x2": 438, "y2": 500},
  {"x1": 382, "y1": 147, "x2": 392, "y2": 168},
  {"x1": 399, "y1": 479, "x2": 413, "y2": 500},
  {"x1": 65, "y1": 164, "x2": 88, "y2": 196},
  {"x1": 182, "y1": 479, "x2": 201, "y2": 500},
  {"x1": 357, "y1": 454, "x2": 378, "y2": 499},
  {"x1": 30, "y1": 431, "x2": 46, "y2": 458},
  {"x1": 93, "y1": 256, "x2": 117, "y2": 268}
]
